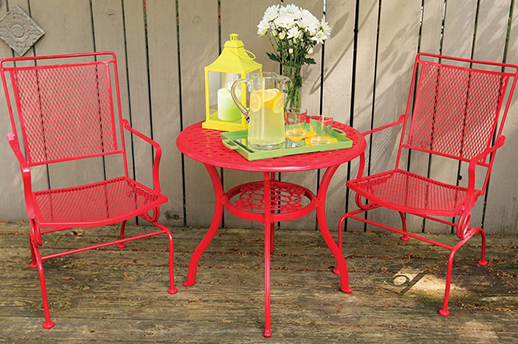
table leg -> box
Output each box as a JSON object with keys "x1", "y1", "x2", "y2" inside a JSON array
[
  {"x1": 270, "y1": 172, "x2": 276, "y2": 254},
  {"x1": 270, "y1": 224, "x2": 275, "y2": 254},
  {"x1": 317, "y1": 165, "x2": 352, "y2": 293},
  {"x1": 263, "y1": 172, "x2": 272, "y2": 338},
  {"x1": 184, "y1": 164, "x2": 224, "y2": 287}
]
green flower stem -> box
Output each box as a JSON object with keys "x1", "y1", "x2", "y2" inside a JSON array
[{"x1": 283, "y1": 65, "x2": 302, "y2": 109}]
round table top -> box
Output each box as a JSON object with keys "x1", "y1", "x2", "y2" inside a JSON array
[{"x1": 176, "y1": 121, "x2": 367, "y2": 172}]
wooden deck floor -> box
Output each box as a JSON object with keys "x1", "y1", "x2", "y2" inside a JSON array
[{"x1": 0, "y1": 222, "x2": 517, "y2": 343}]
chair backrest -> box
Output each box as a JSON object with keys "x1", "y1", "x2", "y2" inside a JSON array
[
  {"x1": 1, "y1": 52, "x2": 125, "y2": 167},
  {"x1": 396, "y1": 54, "x2": 518, "y2": 191}
]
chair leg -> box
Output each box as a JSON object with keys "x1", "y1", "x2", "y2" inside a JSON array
[
  {"x1": 476, "y1": 227, "x2": 488, "y2": 266},
  {"x1": 29, "y1": 241, "x2": 37, "y2": 269},
  {"x1": 439, "y1": 248, "x2": 457, "y2": 317},
  {"x1": 154, "y1": 223, "x2": 178, "y2": 295},
  {"x1": 31, "y1": 241, "x2": 55, "y2": 329},
  {"x1": 399, "y1": 212, "x2": 409, "y2": 241},
  {"x1": 117, "y1": 221, "x2": 127, "y2": 249}
]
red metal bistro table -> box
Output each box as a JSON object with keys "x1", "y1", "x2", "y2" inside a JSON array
[{"x1": 176, "y1": 121, "x2": 366, "y2": 337}]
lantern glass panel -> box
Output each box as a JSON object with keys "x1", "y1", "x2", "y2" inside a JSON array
[{"x1": 208, "y1": 71, "x2": 241, "y2": 122}]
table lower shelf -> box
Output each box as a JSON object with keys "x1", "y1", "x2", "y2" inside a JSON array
[{"x1": 222, "y1": 181, "x2": 317, "y2": 223}]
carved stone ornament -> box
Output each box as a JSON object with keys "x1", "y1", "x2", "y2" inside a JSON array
[{"x1": 0, "y1": 6, "x2": 44, "y2": 56}]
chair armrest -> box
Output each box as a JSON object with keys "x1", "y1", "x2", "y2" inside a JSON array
[
  {"x1": 465, "y1": 135, "x2": 506, "y2": 205},
  {"x1": 121, "y1": 119, "x2": 163, "y2": 193},
  {"x1": 7, "y1": 132, "x2": 36, "y2": 219},
  {"x1": 361, "y1": 115, "x2": 405, "y2": 137}
]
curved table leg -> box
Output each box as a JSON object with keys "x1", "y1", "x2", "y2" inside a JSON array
[
  {"x1": 317, "y1": 165, "x2": 352, "y2": 293},
  {"x1": 184, "y1": 164, "x2": 224, "y2": 287}
]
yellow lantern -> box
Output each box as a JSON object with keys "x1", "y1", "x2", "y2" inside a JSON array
[{"x1": 203, "y1": 34, "x2": 262, "y2": 131}]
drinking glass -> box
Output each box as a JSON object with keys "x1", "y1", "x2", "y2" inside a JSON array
[
  {"x1": 285, "y1": 108, "x2": 307, "y2": 137},
  {"x1": 309, "y1": 116, "x2": 333, "y2": 145}
]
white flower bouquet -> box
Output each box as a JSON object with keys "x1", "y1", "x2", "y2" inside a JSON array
[{"x1": 257, "y1": 4, "x2": 331, "y2": 108}]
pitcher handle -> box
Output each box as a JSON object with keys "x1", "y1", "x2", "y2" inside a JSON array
[{"x1": 231, "y1": 79, "x2": 250, "y2": 122}]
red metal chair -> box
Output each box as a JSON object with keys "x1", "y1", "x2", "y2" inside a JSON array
[
  {"x1": 338, "y1": 53, "x2": 518, "y2": 316},
  {"x1": 0, "y1": 52, "x2": 178, "y2": 329}
]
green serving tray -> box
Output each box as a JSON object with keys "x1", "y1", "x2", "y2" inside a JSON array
[{"x1": 221, "y1": 128, "x2": 353, "y2": 161}]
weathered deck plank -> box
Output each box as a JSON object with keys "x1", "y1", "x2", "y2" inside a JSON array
[{"x1": 0, "y1": 223, "x2": 516, "y2": 343}]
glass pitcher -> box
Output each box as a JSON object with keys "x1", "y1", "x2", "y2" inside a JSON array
[{"x1": 231, "y1": 72, "x2": 290, "y2": 150}]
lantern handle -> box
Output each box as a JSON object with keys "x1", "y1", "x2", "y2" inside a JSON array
[
  {"x1": 245, "y1": 50, "x2": 256, "y2": 60},
  {"x1": 230, "y1": 78, "x2": 250, "y2": 122}
]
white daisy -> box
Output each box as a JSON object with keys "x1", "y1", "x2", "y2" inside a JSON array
[
  {"x1": 311, "y1": 30, "x2": 326, "y2": 44},
  {"x1": 320, "y1": 18, "x2": 331, "y2": 36},
  {"x1": 263, "y1": 5, "x2": 279, "y2": 22},
  {"x1": 287, "y1": 27, "x2": 302, "y2": 40},
  {"x1": 257, "y1": 19, "x2": 269, "y2": 36},
  {"x1": 299, "y1": 10, "x2": 320, "y2": 35}
]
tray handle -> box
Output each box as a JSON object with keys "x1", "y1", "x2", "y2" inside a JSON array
[
  {"x1": 222, "y1": 139, "x2": 240, "y2": 150},
  {"x1": 332, "y1": 128, "x2": 347, "y2": 140}
]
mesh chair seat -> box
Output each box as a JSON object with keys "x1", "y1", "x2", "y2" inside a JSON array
[
  {"x1": 347, "y1": 169, "x2": 480, "y2": 216},
  {"x1": 34, "y1": 176, "x2": 167, "y2": 227}
]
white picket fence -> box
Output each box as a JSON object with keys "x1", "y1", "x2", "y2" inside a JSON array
[{"x1": 0, "y1": 0, "x2": 517, "y2": 234}]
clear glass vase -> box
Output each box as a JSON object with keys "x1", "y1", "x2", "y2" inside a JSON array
[{"x1": 282, "y1": 65, "x2": 302, "y2": 109}]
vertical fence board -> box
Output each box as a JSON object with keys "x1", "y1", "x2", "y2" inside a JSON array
[
  {"x1": 321, "y1": 0, "x2": 356, "y2": 231},
  {"x1": 220, "y1": 0, "x2": 279, "y2": 229},
  {"x1": 419, "y1": 0, "x2": 444, "y2": 56},
  {"x1": 280, "y1": 0, "x2": 323, "y2": 230},
  {"x1": 29, "y1": 0, "x2": 104, "y2": 191},
  {"x1": 9, "y1": 0, "x2": 50, "y2": 205},
  {"x1": 346, "y1": 0, "x2": 379, "y2": 232},
  {"x1": 368, "y1": 0, "x2": 421, "y2": 231},
  {"x1": 122, "y1": 0, "x2": 153, "y2": 192},
  {"x1": 91, "y1": 0, "x2": 133, "y2": 183},
  {"x1": 0, "y1": 1, "x2": 25, "y2": 221},
  {"x1": 460, "y1": 0, "x2": 511, "y2": 232},
  {"x1": 424, "y1": 0, "x2": 477, "y2": 233},
  {"x1": 179, "y1": 0, "x2": 219, "y2": 227},
  {"x1": 484, "y1": 4, "x2": 518, "y2": 234},
  {"x1": 146, "y1": 0, "x2": 184, "y2": 226},
  {"x1": 406, "y1": 0, "x2": 444, "y2": 232}
]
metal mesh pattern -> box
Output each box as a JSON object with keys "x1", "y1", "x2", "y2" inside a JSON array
[
  {"x1": 348, "y1": 169, "x2": 470, "y2": 215},
  {"x1": 34, "y1": 177, "x2": 164, "y2": 224},
  {"x1": 409, "y1": 63, "x2": 507, "y2": 160},
  {"x1": 232, "y1": 181, "x2": 307, "y2": 213},
  {"x1": 177, "y1": 122, "x2": 366, "y2": 172},
  {"x1": 12, "y1": 62, "x2": 117, "y2": 165}
]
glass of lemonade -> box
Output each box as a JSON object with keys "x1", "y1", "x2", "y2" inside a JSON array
[{"x1": 231, "y1": 72, "x2": 290, "y2": 151}]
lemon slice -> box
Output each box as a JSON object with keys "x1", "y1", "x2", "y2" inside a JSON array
[
  {"x1": 250, "y1": 93, "x2": 262, "y2": 112},
  {"x1": 273, "y1": 96, "x2": 284, "y2": 113},
  {"x1": 262, "y1": 89, "x2": 277, "y2": 105}
]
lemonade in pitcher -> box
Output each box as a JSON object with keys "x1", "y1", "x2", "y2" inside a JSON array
[{"x1": 248, "y1": 88, "x2": 285, "y2": 150}]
